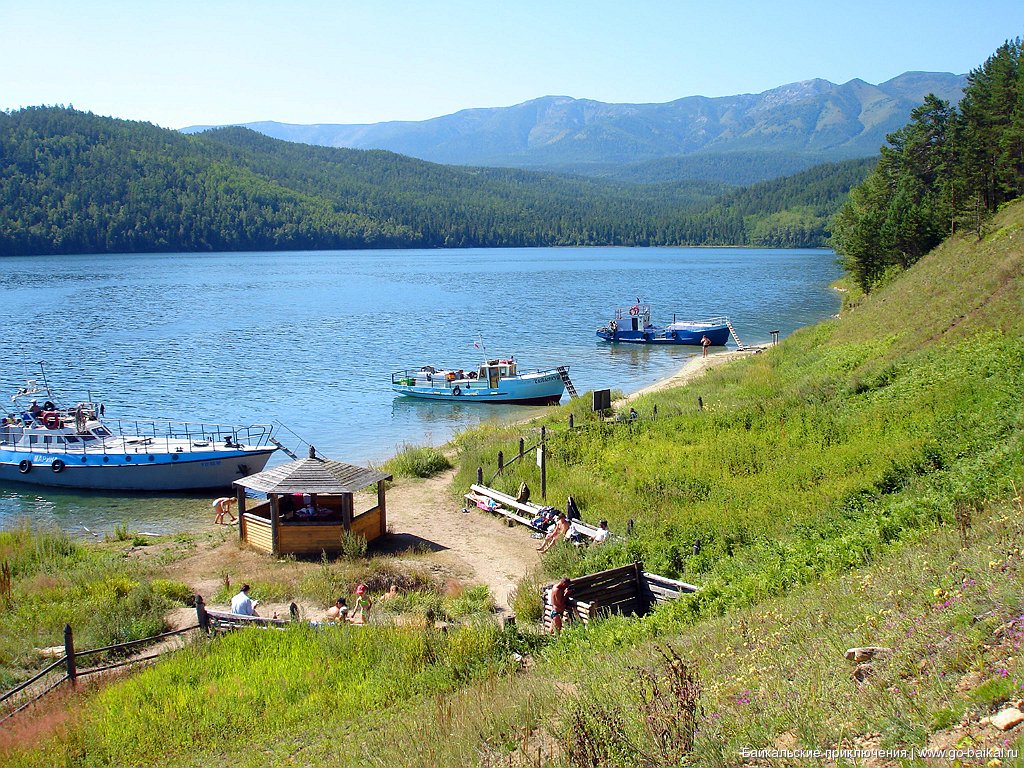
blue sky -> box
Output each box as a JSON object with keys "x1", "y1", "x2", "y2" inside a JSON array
[{"x1": 2, "y1": 1, "x2": 1021, "y2": 129}]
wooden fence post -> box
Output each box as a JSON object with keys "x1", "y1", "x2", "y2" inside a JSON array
[
  {"x1": 518, "y1": 438, "x2": 524, "y2": 460},
  {"x1": 477, "y1": 466, "x2": 483, "y2": 485},
  {"x1": 568, "y1": 413, "x2": 574, "y2": 430},
  {"x1": 540, "y1": 426, "x2": 547, "y2": 500},
  {"x1": 196, "y1": 594, "x2": 209, "y2": 632},
  {"x1": 698, "y1": 396, "x2": 703, "y2": 411},
  {"x1": 653, "y1": 404, "x2": 658, "y2": 420},
  {"x1": 497, "y1": 451, "x2": 504, "y2": 472},
  {"x1": 64, "y1": 624, "x2": 76, "y2": 687}
]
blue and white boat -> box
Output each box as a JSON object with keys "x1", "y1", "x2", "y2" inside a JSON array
[
  {"x1": 391, "y1": 358, "x2": 568, "y2": 404},
  {"x1": 596, "y1": 304, "x2": 732, "y2": 346},
  {"x1": 0, "y1": 379, "x2": 277, "y2": 491}
]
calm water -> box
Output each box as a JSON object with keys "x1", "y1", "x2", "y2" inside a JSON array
[{"x1": 0, "y1": 247, "x2": 841, "y2": 535}]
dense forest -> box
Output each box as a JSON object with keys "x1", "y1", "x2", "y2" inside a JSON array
[
  {"x1": 832, "y1": 38, "x2": 1024, "y2": 290},
  {"x1": 0, "y1": 107, "x2": 871, "y2": 256}
]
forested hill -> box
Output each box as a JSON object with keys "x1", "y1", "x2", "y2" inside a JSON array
[{"x1": 0, "y1": 107, "x2": 868, "y2": 256}]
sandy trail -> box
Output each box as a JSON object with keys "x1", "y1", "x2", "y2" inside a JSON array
[{"x1": 382, "y1": 468, "x2": 540, "y2": 612}]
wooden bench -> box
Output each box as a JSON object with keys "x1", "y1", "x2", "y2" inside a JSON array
[
  {"x1": 195, "y1": 595, "x2": 296, "y2": 632},
  {"x1": 468, "y1": 484, "x2": 604, "y2": 539},
  {"x1": 541, "y1": 562, "x2": 698, "y2": 632}
]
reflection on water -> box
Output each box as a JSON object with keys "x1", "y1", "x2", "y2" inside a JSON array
[
  {"x1": 0, "y1": 246, "x2": 841, "y2": 535},
  {"x1": 0, "y1": 481, "x2": 212, "y2": 538}
]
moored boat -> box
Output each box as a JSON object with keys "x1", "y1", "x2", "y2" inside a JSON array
[
  {"x1": 0, "y1": 379, "x2": 276, "y2": 491},
  {"x1": 391, "y1": 358, "x2": 568, "y2": 404},
  {"x1": 596, "y1": 304, "x2": 732, "y2": 346}
]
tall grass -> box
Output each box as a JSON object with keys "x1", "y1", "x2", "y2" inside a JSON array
[
  {"x1": 383, "y1": 443, "x2": 453, "y2": 478},
  {"x1": 0, "y1": 524, "x2": 172, "y2": 688},
  {"x1": 2, "y1": 622, "x2": 518, "y2": 767}
]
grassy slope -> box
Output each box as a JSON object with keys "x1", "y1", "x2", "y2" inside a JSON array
[{"x1": 3, "y1": 202, "x2": 1024, "y2": 766}]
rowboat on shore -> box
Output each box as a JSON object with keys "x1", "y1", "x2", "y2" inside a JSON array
[
  {"x1": 0, "y1": 377, "x2": 276, "y2": 491},
  {"x1": 391, "y1": 357, "x2": 570, "y2": 404},
  {"x1": 596, "y1": 303, "x2": 732, "y2": 346}
]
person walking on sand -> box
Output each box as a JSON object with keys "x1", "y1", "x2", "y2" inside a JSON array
[
  {"x1": 349, "y1": 584, "x2": 372, "y2": 624},
  {"x1": 701, "y1": 335, "x2": 711, "y2": 358},
  {"x1": 212, "y1": 496, "x2": 237, "y2": 525}
]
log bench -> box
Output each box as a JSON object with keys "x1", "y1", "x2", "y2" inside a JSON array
[
  {"x1": 195, "y1": 595, "x2": 296, "y2": 632},
  {"x1": 467, "y1": 484, "x2": 603, "y2": 539}
]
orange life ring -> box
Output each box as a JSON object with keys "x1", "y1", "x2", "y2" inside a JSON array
[
  {"x1": 42, "y1": 412, "x2": 60, "y2": 429},
  {"x1": 629, "y1": 305, "x2": 640, "y2": 316}
]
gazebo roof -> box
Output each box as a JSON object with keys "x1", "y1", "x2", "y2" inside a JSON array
[{"x1": 233, "y1": 452, "x2": 392, "y2": 495}]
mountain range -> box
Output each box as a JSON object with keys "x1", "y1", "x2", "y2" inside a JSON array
[{"x1": 182, "y1": 72, "x2": 966, "y2": 183}]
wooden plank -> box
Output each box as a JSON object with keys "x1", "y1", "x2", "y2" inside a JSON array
[
  {"x1": 642, "y1": 571, "x2": 700, "y2": 593},
  {"x1": 469, "y1": 484, "x2": 603, "y2": 538},
  {"x1": 351, "y1": 508, "x2": 383, "y2": 542}
]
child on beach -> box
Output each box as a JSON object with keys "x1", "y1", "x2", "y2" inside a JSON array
[{"x1": 349, "y1": 584, "x2": 372, "y2": 624}]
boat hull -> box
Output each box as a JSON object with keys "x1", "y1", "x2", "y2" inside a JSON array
[
  {"x1": 391, "y1": 385, "x2": 563, "y2": 405},
  {"x1": 596, "y1": 324, "x2": 731, "y2": 346},
  {"x1": 392, "y1": 368, "x2": 565, "y2": 405},
  {"x1": 0, "y1": 448, "x2": 275, "y2": 491}
]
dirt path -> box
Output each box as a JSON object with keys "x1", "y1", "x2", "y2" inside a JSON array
[{"x1": 382, "y1": 468, "x2": 539, "y2": 612}]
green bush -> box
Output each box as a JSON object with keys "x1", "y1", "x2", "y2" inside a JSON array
[{"x1": 383, "y1": 443, "x2": 452, "y2": 478}]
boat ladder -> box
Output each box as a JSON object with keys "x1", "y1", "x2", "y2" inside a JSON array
[
  {"x1": 270, "y1": 438, "x2": 299, "y2": 460},
  {"x1": 556, "y1": 366, "x2": 579, "y2": 399},
  {"x1": 724, "y1": 318, "x2": 747, "y2": 351}
]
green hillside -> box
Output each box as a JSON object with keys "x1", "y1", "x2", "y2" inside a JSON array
[{"x1": 0, "y1": 106, "x2": 863, "y2": 255}]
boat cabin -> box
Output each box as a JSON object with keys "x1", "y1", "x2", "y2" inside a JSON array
[
  {"x1": 610, "y1": 304, "x2": 652, "y2": 332},
  {"x1": 478, "y1": 359, "x2": 516, "y2": 387}
]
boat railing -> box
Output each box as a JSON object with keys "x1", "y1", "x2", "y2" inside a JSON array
[
  {"x1": 667, "y1": 315, "x2": 730, "y2": 326},
  {"x1": 0, "y1": 418, "x2": 274, "y2": 455},
  {"x1": 612, "y1": 304, "x2": 652, "y2": 321}
]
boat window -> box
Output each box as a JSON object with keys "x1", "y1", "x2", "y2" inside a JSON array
[
  {"x1": 29, "y1": 435, "x2": 38, "y2": 445},
  {"x1": 93, "y1": 427, "x2": 112, "y2": 437},
  {"x1": 65, "y1": 436, "x2": 80, "y2": 444}
]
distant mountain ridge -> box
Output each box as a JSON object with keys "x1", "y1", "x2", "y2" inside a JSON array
[{"x1": 182, "y1": 72, "x2": 966, "y2": 178}]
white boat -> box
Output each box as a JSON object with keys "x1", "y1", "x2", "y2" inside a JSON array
[
  {"x1": 391, "y1": 358, "x2": 569, "y2": 404},
  {"x1": 0, "y1": 378, "x2": 276, "y2": 491}
]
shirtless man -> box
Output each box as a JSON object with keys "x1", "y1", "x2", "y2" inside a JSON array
[
  {"x1": 537, "y1": 514, "x2": 570, "y2": 553},
  {"x1": 549, "y1": 578, "x2": 572, "y2": 634}
]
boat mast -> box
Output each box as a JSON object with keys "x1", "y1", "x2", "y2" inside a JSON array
[{"x1": 37, "y1": 361, "x2": 53, "y2": 400}]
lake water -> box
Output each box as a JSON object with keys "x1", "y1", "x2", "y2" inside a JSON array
[{"x1": 0, "y1": 246, "x2": 841, "y2": 535}]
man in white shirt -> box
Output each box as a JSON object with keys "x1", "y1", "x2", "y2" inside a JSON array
[
  {"x1": 593, "y1": 520, "x2": 610, "y2": 544},
  {"x1": 230, "y1": 584, "x2": 258, "y2": 616}
]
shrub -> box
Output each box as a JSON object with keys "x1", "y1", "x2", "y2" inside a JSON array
[{"x1": 384, "y1": 443, "x2": 452, "y2": 478}]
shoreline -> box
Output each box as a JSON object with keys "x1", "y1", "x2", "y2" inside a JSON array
[{"x1": 621, "y1": 346, "x2": 762, "y2": 403}]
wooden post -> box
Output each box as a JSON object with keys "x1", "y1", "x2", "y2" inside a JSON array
[
  {"x1": 518, "y1": 438, "x2": 524, "y2": 460},
  {"x1": 64, "y1": 624, "x2": 76, "y2": 686},
  {"x1": 568, "y1": 413, "x2": 574, "y2": 430},
  {"x1": 377, "y1": 480, "x2": 387, "y2": 538},
  {"x1": 477, "y1": 466, "x2": 483, "y2": 485},
  {"x1": 235, "y1": 487, "x2": 245, "y2": 540},
  {"x1": 698, "y1": 396, "x2": 703, "y2": 411},
  {"x1": 653, "y1": 404, "x2": 658, "y2": 420},
  {"x1": 497, "y1": 450, "x2": 504, "y2": 472},
  {"x1": 195, "y1": 594, "x2": 209, "y2": 632},
  {"x1": 270, "y1": 494, "x2": 280, "y2": 556},
  {"x1": 540, "y1": 426, "x2": 547, "y2": 500}
]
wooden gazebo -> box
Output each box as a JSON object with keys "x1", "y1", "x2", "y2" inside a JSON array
[{"x1": 232, "y1": 447, "x2": 392, "y2": 557}]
